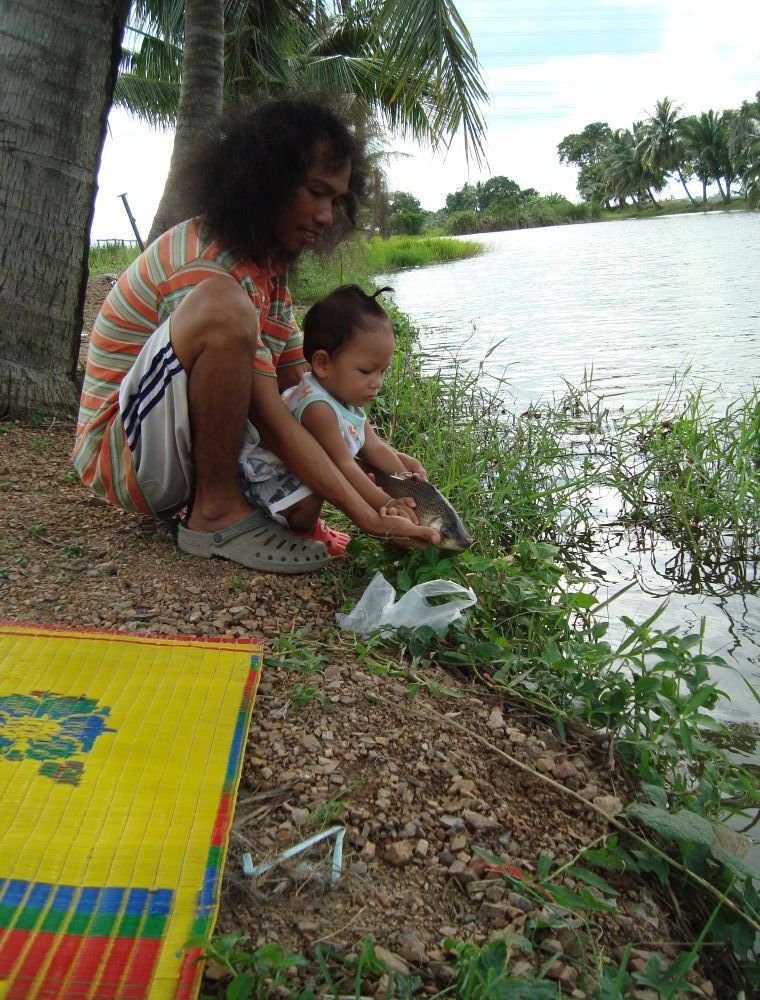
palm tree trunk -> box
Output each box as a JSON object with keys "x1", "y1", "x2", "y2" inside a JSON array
[
  {"x1": 676, "y1": 167, "x2": 696, "y2": 204},
  {"x1": 646, "y1": 187, "x2": 659, "y2": 206},
  {"x1": 715, "y1": 177, "x2": 727, "y2": 201},
  {"x1": 0, "y1": 0, "x2": 129, "y2": 418},
  {"x1": 147, "y1": 0, "x2": 224, "y2": 245}
]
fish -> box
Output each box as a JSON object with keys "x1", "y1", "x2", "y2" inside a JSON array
[{"x1": 366, "y1": 467, "x2": 473, "y2": 552}]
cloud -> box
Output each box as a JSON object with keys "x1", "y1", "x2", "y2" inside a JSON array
[{"x1": 385, "y1": 0, "x2": 760, "y2": 209}]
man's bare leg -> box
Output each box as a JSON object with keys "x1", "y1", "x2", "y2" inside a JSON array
[{"x1": 168, "y1": 277, "x2": 258, "y2": 532}]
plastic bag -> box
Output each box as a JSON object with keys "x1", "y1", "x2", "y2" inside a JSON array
[{"x1": 336, "y1": 571, "x2": 477, "y2": 635}]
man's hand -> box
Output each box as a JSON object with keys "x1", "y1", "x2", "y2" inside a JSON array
[{"x1": 395, "y1": 451, "x2": 428, "y2": 480}]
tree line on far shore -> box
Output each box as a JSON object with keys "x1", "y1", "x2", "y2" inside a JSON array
[
  {"x1": 558, "y1": 94, "x2": 760, "y2": 210},
  {"x1": 383, "y1": 93, "x2": 760, "y2": 238}
]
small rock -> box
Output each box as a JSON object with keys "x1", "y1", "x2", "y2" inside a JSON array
[
  {"x1": 479, "y1": 901, "x2": 508, "y2": 923},
  {"x1": 465, "y1": 879, "x2": 493, "y2": 897},
  {"x1": 440, "y1": 814, "x2": 466, "y2": 831},
  {"x1": 374, "y1": 974, "x2": 391, "y2": 998},
  {"x1": 546, "y1": 960, "x2": 565, "y2": 982},
  {"x1": 508, "y1": 891, "x2": 534, "y2": 913},
  {"x1": 486, "y1": 707, "x2": 505, "y2": 730},
  {"x1": 360, "y1": 840, "x2": 376, "y2": 860},
  {"x1": 429, "y1": 961, "x2": 456, "y2": 985},
  {"x1": 296, "y1": 919, "x2": 319, "y2": 934},
  {"x1": 290, "y1": 807, "x2": 310, "y2": 827},
  {"x1": 398, "y1": 930, "x2": 428, "y2": 964},
  {"x1": 593, "y1": 794, "x2": 624, "y2": 816},
  {"x1": 448, "y1": 859, "x2": 478, "y2": 882},
  {"x1": 374, "y1": 946, "x2": 410, "y2": 976},
  {"x1": 539, "y1": 937, "x2": 563, "y2": 954},
  {"x1": 461, "y1": 809, "x2": 499, "y2": 832},
  {"x1": 485, "y1": 882, "x2": 506, "y2": 902},
  {"x1": 449, "y1": 833, "x2": 468, "y2": 851},
  {"x1": 385, "y1": 840, "x2": 414, "y2": 867},
  {"x1": 552, "y1": 760, "x2": 578, "y2": 782},
  {"x1": 415, "y1": 838, "x2": 429, "y2": 857},
  {"x1": 559, "y1": 964, "x2": 578, "y2": 990}
]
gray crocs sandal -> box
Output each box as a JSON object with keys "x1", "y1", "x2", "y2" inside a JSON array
[{"x1": 176, "y1": 510, "x2": 331, "y2": 574}]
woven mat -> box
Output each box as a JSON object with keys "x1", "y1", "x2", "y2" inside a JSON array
[{"x1": 0, "y1": 623, "x2": 261, "y2": 999}]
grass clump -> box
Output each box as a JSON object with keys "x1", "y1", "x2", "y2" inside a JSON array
[
  {"x1": 610, "y1": 385, "x2": 760, "y2": 581},
  {"x1": 366, "y1": 234, "x2": 485, "y2": 271},
  {"x1": 289, "y1": 234, "x2": 484, "y2": 305},
  {"x1": 88, "y1": 241, "x2": 140, "y2": 275}
]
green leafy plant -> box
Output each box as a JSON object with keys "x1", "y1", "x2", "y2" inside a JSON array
[
  {"x1": 445, "y1": 938, "x2": 555, "y2": 999},
  {"x1": 307, "y1": 785, "x2": 356, "y2": 830},
  {"x1": 195, "y1": 933, "x2": 307, "y2": 999},
  {"x1": 288, "y1": 683, "x2": 330, "y2": 710},
  {"x1": 263, "y1": 631, "x2": 326, "y2": 676}
]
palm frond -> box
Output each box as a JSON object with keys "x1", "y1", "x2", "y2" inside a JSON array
[
  {"x1": 113, "y1": 74, "x2": 180, "y2": 127},
  {"x1": 373, "y1": 0, "x2": 488, "y2": 164}
]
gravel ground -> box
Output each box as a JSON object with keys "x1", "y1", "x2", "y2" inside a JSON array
[{"x1": 0, "y1": 281, "x2": 719, "y2": 996}]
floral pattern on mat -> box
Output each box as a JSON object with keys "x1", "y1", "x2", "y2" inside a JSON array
[{"x1": 0, "y1": 691, "x2": 115, "y2": 784}]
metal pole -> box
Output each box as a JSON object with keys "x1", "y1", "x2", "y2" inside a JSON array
[{"x1": 118, "y1": 193, "x2": 144, "y2": 250}]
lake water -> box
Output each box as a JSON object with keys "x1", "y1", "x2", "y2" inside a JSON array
[
  {"x1": 381, "y1": 212, "x2": 760, "y2": 732},
  {"x1": 382, "y1": 212, "x2": 760, "y2": 414}
]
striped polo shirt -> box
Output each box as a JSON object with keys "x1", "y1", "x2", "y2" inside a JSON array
[{"x1": 72, "y1": 217, "x2": 303, "y2": 513}]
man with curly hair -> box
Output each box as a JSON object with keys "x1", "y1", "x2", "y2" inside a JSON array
[{"x1": 73, "y1": 99, "x2": 439, "y2": 573}]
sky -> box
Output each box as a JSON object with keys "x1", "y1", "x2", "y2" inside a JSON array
[{"x1": 91, "y1": 0, "x2": 760, "y2": 241}]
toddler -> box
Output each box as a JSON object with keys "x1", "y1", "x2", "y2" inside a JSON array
[{"x1": 239, "y1": 285, "x2": 423, "y2": 556}]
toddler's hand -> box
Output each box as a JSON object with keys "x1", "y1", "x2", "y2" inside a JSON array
[
  {"x1": 379, "y1": 498, "x2": 419, "y2": 524},
  {"x1": 395, "y1": 451, "x2": 428, "y2": 480}
]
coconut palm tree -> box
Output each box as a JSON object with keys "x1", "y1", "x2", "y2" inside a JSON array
[
  {"x1": 638, "y1": 97, "x2": 696, "y2": 204},
  {"x1": 603, "y1": 125, "x2": 664, "y2": 207},
  {"x1": 726, "y1": 95, "x2": 760, "y2": 204},
  {"x1": 116, "y1": 0, "x2": 487, "y2": 241},
  {"x1": 681, "y1": 110, "x2": 730, "y2": 202},
  {"x1": 0, "y1": 0, "x2": 130, "y2": 417}
]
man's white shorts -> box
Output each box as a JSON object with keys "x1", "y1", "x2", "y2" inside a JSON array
[{"x1": 118, "y1": 318, "x2": 195, "y2": 514}]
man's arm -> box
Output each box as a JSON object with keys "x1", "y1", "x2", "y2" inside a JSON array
[
  {"x1": 277, "y1": 361, "x2": 309, "y2": 393},
  {"x1": 249, "y1": 374, "x2": 437, "y2": 545}
]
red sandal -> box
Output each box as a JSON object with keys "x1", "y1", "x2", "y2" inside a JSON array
[{"x1": 295, "y1": 519, "x2": 352, "y2": 557}]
